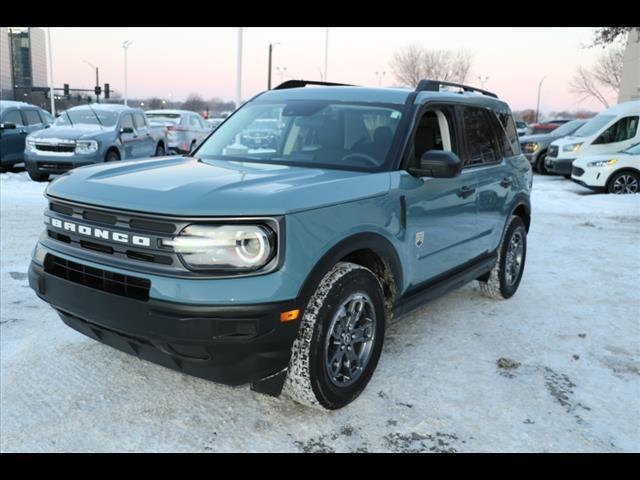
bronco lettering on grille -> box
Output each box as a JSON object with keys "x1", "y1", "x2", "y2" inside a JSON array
[{"x1": 49, "y1": 218, "x2": 151, "y2": 247}]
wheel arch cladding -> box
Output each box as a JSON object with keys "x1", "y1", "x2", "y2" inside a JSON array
[
  {"x1": 297, "y1": 232, "x2": 403, "y2": 322},
  {"x1": 511, "y1": 200, "x2": 531, "y2": 233}
]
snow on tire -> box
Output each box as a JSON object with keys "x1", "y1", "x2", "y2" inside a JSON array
[
  {"x1": 479, "y1": 215, "x2": 527, "y2": 300},
  {"x1": 283, "y1": 262, "x2": 386, "y2": 410}
]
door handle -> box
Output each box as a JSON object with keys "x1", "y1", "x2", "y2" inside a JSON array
[
  {"x1": 19, "y1": 129, "x2": 27, "y2": 134},
  {"x1": 457, "y1": 186, "x2": 476, "y2": 199},
  {"x1": 500, "y1": 177, "x2": 513, "y2": 188}
]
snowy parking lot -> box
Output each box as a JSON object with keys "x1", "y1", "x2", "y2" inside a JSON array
[{"x1": 1, "y1": 171, "x2": 638, "y2": 452}]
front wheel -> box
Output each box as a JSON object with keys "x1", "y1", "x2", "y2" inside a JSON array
[
  {"x1": 607, "y1": 170, "x2": 639, "y2": 194},
  {"x1": 105, "y1": 150, "x2": 120, "y2": 162},
  {"x1": 478, "y1": 215, "x2": 527, "y2": 300},
  {"x1": 155, "y1": 143, "x2": 165, "y2": 156},
  {"x1": 283, "y1": 262, "x2": 386, "y2": 410},
  {"x1": 28, "y1": 171, "x2": 49, "y2": 182},
  {"x1": 535, "y1": 154, "x2": 548, "y2": 174}
]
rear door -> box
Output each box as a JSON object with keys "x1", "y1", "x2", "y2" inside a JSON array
[
  {"x1": 118, "y1": 113, "x2": 136, "y2": 159},
  {"x1": 133, "y1": 112, "x2": 155, "y2": 158},
  {"x1": 1, "y1": 109, "x2": 28, "y2": 163}
]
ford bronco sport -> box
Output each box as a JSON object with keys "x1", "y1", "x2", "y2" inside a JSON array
[{"x1": 29, "y1": 79, "x2": 532, "y2": 410}]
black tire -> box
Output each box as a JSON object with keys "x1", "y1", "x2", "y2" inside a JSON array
[
  {"x1": 607, "y1": 170, "x2": 640, "y2": 194},
  {"x1": 28, "y1": 171, "x2": 49, "y2": 182},
  {"x1": 283, "y1": 262, "x2": 386, "y2": 410},
  {"x1": 563, "y1": 174, "x2": 571, "y2": 180},
  {"x1": 155, "y1": 143, "x2": 165, "y2": 157},
  {"x1": 105, "y1": 150, "x2": 120, "y2": 162},
  {"x1": 478, "y1": 215, "x2": 527, "y2": 300},
  {"x1": 535, "y1": 153, "x2": 548, "y2": 174}
]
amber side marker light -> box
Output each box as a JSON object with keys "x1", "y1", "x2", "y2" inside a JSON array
[{"x1": 280, "y1": 309, "x2": 301, "y2": 322}]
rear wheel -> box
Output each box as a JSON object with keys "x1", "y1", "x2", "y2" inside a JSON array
[
  {"x1": 28, "y1": 171, "x2": 49, "y2": 182},
  {"x1": 478, "y1": 215, "x2": 527, "y2": 300},
  {"x1": 105, "y1": 150, "x2": 120, "y2": 162},
  {"x1": 283, "y1": 262, "x2": 386, "y2": 410},
  {"x1": 607, "y1": 170, "x2": 639, "y2": 194},
  {"x1": 535, "y1": 153, "x2": 548, "y2": 174}
]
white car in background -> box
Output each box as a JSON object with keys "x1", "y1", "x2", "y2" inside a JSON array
[
  {"x1": 571, "y1": 142, "x2": 640, "y2": 194},
  {"x1": 515, "y1": 120, "x2": 528, "y2": 136}
]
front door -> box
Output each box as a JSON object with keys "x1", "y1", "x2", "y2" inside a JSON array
[
  {"x1": 589, "y1": 115, "x2": 640, "y2": 155},
  {"x1": 133, "y1": 112, "x2": 156, "y2": 158},
  {"x1": 1, "y1": 109, "x2": 28, "y2": 163}
]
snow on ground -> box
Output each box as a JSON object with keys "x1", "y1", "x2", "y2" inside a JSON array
[{"x1": 1, "y1": 171, "x2": 639, "y2": 452}]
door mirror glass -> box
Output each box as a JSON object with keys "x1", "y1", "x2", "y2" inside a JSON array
[
  {"x1": 409, "y1": 150, "x2": 462, "y2": 178},
  {"x1": 0, "y1": 122, "x2": 17, "y2": 130}
]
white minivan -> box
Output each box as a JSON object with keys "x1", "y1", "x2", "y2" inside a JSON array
[{"x1": 544, "y1": 101, "x2": 640, "y2": 177}]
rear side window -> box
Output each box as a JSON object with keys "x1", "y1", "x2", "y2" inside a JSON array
[
  {"x1": 2, "y1": 110, "x2": 24, "y2": 126},
  {"x1": 23, "y1": 109, "x2": 43, "y2": 125},
  {"x1": 461, "y1": 107, "x2": 500, "y2": 166},
  {"x1": 133, "y1": 113, "x2": 146, "y2": 129},
  {"x1": 495, "y1": 107, "x2": 521, "y2": 155},
  {"x1": 594, "y1": 115, "x2": 639, "y2": 144}
]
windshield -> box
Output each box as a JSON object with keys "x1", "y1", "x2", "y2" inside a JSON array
[
  {"x1": 572, "y1": 115, "x2": 615, "y2": 138},
  {"x1": 622, "y1": 142, "x2": 640, "y2": 155},
  {"x1": 54, "y1": 108, "x2": 118, "y2": 127},
  {"x1": 552, "y1": 119, "x2": 587, "y2": 137},
  {"x1": 196, "y1": 100, "x2": 404, "y2": 171}
]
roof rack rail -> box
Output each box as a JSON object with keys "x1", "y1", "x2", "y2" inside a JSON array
[
  {"x1": 415, "y1": 79, "x2": 498, "y2": 99},
  {"x1": 273, "y1": 80, "x2": 357, "y2": 90}
]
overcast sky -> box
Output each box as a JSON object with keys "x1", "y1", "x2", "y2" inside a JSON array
[{"x1": 46, "y1": 27, "x2": 616, "y2": 113}]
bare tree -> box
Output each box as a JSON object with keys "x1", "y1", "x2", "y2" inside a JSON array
[
  {"x1": 390, "y1": 45, "x2": 474, "y2": 88},
  {"x1": 592, "y1": 27, "x2": 634, "y2": 47},
  {"x1": 181, "y1": 93, "x2": 207, "y2": 113},
  {"x1": 570, "y1": 46, "x2": 624, "y2": 108}
]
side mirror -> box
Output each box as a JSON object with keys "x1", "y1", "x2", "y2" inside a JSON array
[
  {"x1": 120, "y1": 127, "x2": 134, "y2": 134},
  {"x1": 45, "y1": 124, "x2": 51, "y2": 128},
  {"x1": 409, "y1": 150, "x2": 462, "y2": 178},
  {"x1": 0, "y1": 122, "x2": 17, "y2": 130}
]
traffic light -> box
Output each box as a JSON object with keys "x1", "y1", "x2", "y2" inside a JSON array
[
  {"x1": 64, "y1": 83, "x2": 70, "y2": 98},
  {"x1": 104, "y1": 83, "x2": 110, "y2": 99},
  {"x1": 94, "y1": 85, "x2": 102, "y2": 96}
]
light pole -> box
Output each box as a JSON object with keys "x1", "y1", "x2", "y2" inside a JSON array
[
  {"x1": 477, "y1": 75, "x2": 489, "y2": 89},
  {"x1": 236, "y1": 28, "x2": 243, "y2": 109},
  {"x1": 47, "y1": 28, "x2": 55, "y2": 116},
  {"x1": 276, "y1": 66, "x2": 287, "y2": 84},
  {"x1": 375, "y1": 71, "x2": 386, "y2": 87},
  {"x1": 83, "y1": 60, "x2": 99, "y2": 103},
  {"x1": 267, "y1": 42, "x2": 280, "y2": 89},
  {"x1": 122, "y1": 40, "x2": 132, "y2": 107},
  {"x1": 324, "y1": 27, "x2": 329, "y2": 82},
  {"x1": 535, "y1": 76, "x2": 546, "y2": 123}
]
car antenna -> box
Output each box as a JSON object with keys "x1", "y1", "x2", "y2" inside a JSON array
[{"x1": 86, "y1": 103, "x2": 104, "y2": 127}]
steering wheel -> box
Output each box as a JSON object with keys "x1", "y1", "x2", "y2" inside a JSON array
[{"x1": 342, "y1": 152, "x2": 379, "y2": 167}]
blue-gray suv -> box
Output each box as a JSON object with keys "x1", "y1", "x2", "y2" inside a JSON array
[
  {"x1": 1, "y1": 100, "x2": 54, "y2": 170},
  {"x1": 29, "y1": 80, "x2": 532, "y2": 409},
  {"x1": 24, "y1": 104, "x2": 166, "y2": 182}
]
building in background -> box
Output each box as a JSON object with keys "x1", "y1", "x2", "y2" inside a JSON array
[
  {"x1": 619, "y1": 28, "x2": 640, "y2": 103},
  {"x1": 0, "y1": 27, "x2": 49, "y2": 108}
]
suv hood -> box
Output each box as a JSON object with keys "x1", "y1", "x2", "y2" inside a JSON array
[
  {"x1": 45, "y1": 157, "x2": 391, "y2": 216},
  {"x1": 519, "y1": 133, "x2": 559, "y2": 143},
  {"x1": 30, "y1": 124, "x2": 110, "y2": 140}
]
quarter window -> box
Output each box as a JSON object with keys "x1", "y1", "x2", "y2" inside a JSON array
[
  {"x1": 461, "y1": 107, "x2": 500, "y2": 166},
  {"x1": 595, "y1": 116, "x2": 639, "y2": 144}
]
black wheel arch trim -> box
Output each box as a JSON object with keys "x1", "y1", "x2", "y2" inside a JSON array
[
  {"x1": 508, "y1": 194, "x2": 531, "y2": 232},
  {"x1": 296, "y1": 232, "x2": 404, "y2": 306}
]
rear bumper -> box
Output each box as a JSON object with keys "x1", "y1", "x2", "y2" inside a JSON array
[
  {"x1": 28, "y1": 259, "x2": 301, "y2": 388},
  {"x1": 545, "y1": 157, "x2": 574, "y2": 175}
]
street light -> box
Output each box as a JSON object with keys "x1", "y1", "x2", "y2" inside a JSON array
[
  {"x1": 122, "y1": 40, "x2": 132, "y2": 107},
  {"x1": 535, "y1": 76, "x2": 546, "y2": 123},
  {"x1": 276, "y1": 66, "x2": 287, "y2": 84},
  {"x1": 477, "y1": 75, "x2": 489, "y2": 89},
  {"x1": 324, "y1": 27, "x2": 329, "y2": 82},
  {"x1": 83, "y1": 60, "x2": 100, "y2": 103},
  {"x1": 375, "y1": 71, "x2": 386, "y2": 87},
  {"x1": 236, "y1": 28, "x2": 243, "y2": 109},
  {"x1": 161, "y1": 99, "x2": 166, "y2": 109},
  {"x1": 267, "y1": 42, "x2": 280, "y2": 90}
]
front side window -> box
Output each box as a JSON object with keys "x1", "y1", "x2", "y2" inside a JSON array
[
  {"x1": 594, "y1": 115, "x2": 639, "y2": 144},
  {"x1": 3, "y1": 110, "x2": 24, "y2": 126},
  {"x1": 55, "y1": 108, "x2": 119, "y2": 127},
  {"x1": 196, "y1": 100, "x2": 404, "y2": 171},
  {"x1": 462, "y1": 107, "x2": 500, "y2": 166},
  {"x1": 410, "y1": 108, "x2": 458, "y2": 168},
  {"x1": 23, "y1": 109, "x2": 42, "y2": 125},
  {"x1": 120, "y1": 114, "x2": 134, "y2": 130}
]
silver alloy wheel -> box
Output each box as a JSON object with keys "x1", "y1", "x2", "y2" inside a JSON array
[
  {"x1": 324, "y1": 292, "x2": 376, "y2": 388},
  {"x1": 505, "y1": 230, "x2": 524, "y2": 286},
  {"x1": 612, "y1": 174, "x2": 639, "y2": 194}
]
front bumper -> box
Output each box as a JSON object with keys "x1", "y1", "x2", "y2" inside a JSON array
[
  {"x1": 25, "y1": 151, "x2": 100, "y2": 174},
  {"x1": 545, "y1": 157, "x2": 575, "y2": 175},
  {"x1": 28, "y1": 257, "x2": 301, "y2": 390}
]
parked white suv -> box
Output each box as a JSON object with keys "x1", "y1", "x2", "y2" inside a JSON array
[
  {"x1": 571, "y1": 142, "x2": 640, "y2": 194},
  {"x1": 545, "y1": 101, "x2": 640, "y2": 178}
]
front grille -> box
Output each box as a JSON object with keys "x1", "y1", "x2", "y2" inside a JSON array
[
  {"x1": 35, "y1": 144, "x2": 75, "y2": 153},
  {"x1": 572, "y1": 166, "x2": 585, "y2": 177},
  {"x1": 548, "y1": 145, "x2": 559, "y2": 158},
  {"x1": 44, "y1": 254, "x2": 150, "y2": 301}
]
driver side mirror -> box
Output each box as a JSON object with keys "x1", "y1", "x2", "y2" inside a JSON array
[
  {"x1": 0, "y1": 122, "x2": 17, "y2": 130},
  {"x1": 409, "y1": 150, "x2": 462, "y2": 178},
  {"x1": 120, "y1": 126, "x2": 134, "y2": 134}
]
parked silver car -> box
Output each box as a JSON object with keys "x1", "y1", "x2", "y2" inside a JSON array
[{"x1": 144, "y1": 110, "x2": 210, "y2": 154}]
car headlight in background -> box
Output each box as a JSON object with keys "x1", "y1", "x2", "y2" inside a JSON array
[
  {"x1": 162, "y1": 224, "x2": 276, "y2": 271},
  {"x1": 75, "y1": 140, "x2": 98, "y2": 154},
  {"x1": 587, "y1": 158, "x2": 617, "y2": 167},
  {"x1": 521, "y1": 142, "x2": 540, "y2": 153},
  {"x1": 563, "y1": 142, "x2": 583, "y2": 153},
  {"x1": 26, "y1": 137, "x2": 37, "y2": 152}
]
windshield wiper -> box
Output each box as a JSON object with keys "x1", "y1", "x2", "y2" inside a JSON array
[
  {"x1": 64, "y1": 110, "x2": 74, "y2": 127},
  {"x1": 86, "y1": 104, "x2": 104, "y2": 127}
]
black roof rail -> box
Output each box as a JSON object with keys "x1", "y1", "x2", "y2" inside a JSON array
[
  {"x1": 415, "y1": 79, "x2": 498, "y2": 99},
  {"x1": 273, "y1": 80, "x2": 357, "y2": 90}
]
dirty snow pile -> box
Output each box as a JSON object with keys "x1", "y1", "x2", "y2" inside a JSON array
[{"x1": 1, "y1": 172, "x2": 639, "y2": 452}]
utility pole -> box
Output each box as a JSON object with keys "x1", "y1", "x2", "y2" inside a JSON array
[
  {"x1": 324, "y1": 27, "x2": 329, "y2": 82},
  {"x1": 236, "y1": 27, "x2": 243, "y2": 109},
  {"x1": 536, "y1": 76, "x2": 546, "y2": 123},
  {"x1": 268, "y1": 43, "x2": 273, "y2": 89},
  {"x1": 47, "y1": 28, "x2": 55, "y2": 115},
  {"x1": 122, "y1": 40, "x2": 132, "y2": 107}
]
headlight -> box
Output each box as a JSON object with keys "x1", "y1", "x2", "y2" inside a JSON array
[
  {"x1": 562, "y1": 142, "x2": 583, "y2": 153},
  {"x1": 75, "y1": 140, "x2": 98, "y2": 154},
  {"x1": 587, "y1": 158, "x2": 617, "y2": 167},
  {"x1": 162, "y1": 224, "x2": 276, "y2": 271},
  {"x1": 26, "y1": 137, "x2": 37, "y2": 152},
  {"x1": 522, "y1": 142, "x2": 539, "y2": 153}
]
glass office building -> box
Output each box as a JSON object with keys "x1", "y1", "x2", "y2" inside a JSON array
[{"x1": 0, "y1": 27, "x2": 48, "y2": 103}]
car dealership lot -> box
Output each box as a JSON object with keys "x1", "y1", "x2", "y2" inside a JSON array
[{"x1": 1, "y1": 172, "x2": 638, "y2": 452}]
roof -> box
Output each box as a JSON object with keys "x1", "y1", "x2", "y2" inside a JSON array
[
  {"x1": 0, "y1": 100, "x2": 39, "y2": 110},
  {"x1": 145, "y1": 109, "x2": 199, "y2": 115},
  {"x1": 67, "y1": 103, "x2": 135, "y2": 112},
  {"x1": 599, "y1": 100, "x2": 640, "y2": 115}
]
